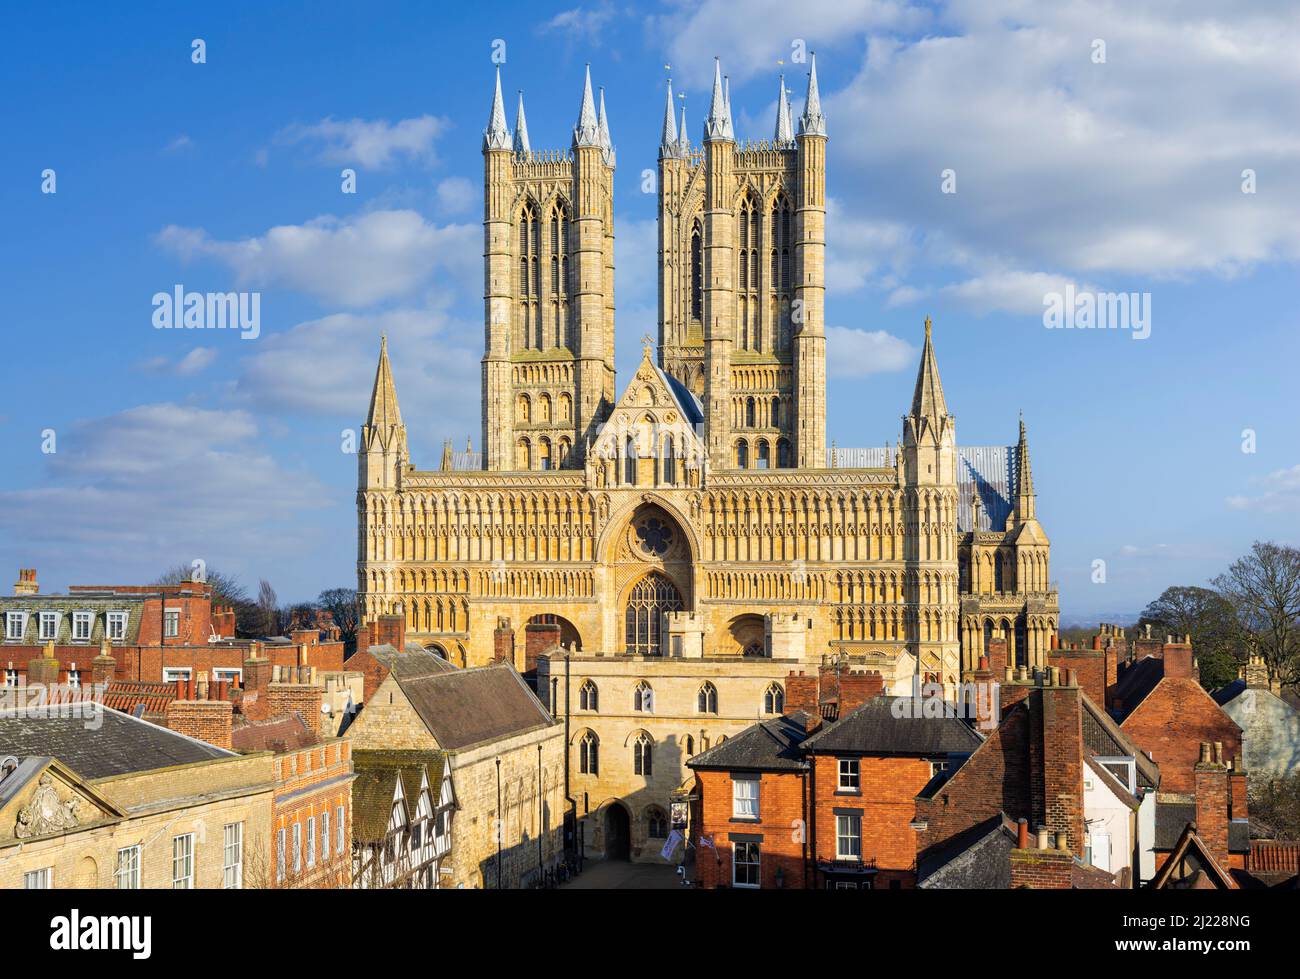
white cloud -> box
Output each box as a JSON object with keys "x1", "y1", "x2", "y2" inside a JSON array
[
  {"x1": 138, "y1": 347, "x2": 218, "y2": 376},
  {"x1": 538, "y1": 2, "x2": 617, "y2": 42},
  {"x1": 658, "y1": 1, "x2": 1300, "y2": 312},
  {"x1": 155, "y1": 210, "x2": 478, "y2": 308},
  {"x1": 275, "y1": 115, "x2": 447, "y2": 168},
  {"x1": 1226, "y1": 464, "x2": 1300, "y2": 513},
  {"x1": 163, "y1": 134, "x2": 194, "y2": 154},
  {"x1": 825, "y1": 326, "x2": 914, "y2": 377},
  {"x1": 0, "y1": 404, "x2": 332, "y2": 583}
]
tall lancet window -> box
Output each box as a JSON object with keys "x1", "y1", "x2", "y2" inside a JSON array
[
  {"x1": 738, "y1": 195, "x2": 760, "y2": 351},
  {"x1": 689, "y1": 221, "x2": 703, "y2": 325},
  {"x1": 519, "y1": 203, "x2": 541, "y2": 350},
  {"x1": 771, "y1": 195, "x2": 792, "y2": 352},
  {"x1": 550, "y1": 201, "x2": 571, "y2": 350}
]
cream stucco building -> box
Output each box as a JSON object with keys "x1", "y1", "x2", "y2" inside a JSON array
[{"x1": 355, "y1": 57, "x2": 1059, "y2": 858}]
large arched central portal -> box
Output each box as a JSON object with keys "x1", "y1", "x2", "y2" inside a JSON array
[{"x1": 624, "y1": 572, "x2": 683, "y2": 657}]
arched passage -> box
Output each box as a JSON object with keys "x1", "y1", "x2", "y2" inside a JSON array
[{"x1": 603, "y1": 801, "x2": 631, "y2": 861}]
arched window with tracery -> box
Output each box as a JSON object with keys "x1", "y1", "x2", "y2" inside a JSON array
[
  {"x1": 579, "y1": 679, "x2": 598, "y2": 711},
  {"x1": 633, "y1": 732, "x2": 654, "y2": 777},
  {"x1": 690, "y1": 222, "x2": 703, "y2": 324},
  {"x1": 646, "y1": 807, "x2": 668, "y2": 838},
  {"x1": 738, "y1": 194, "x2": 760, "y2": 350},
  {"x1": 736, "y1": 440, "x2": 749, "y2": 469},
  {"x1": 662, "y1": 434, "x2": 676, "y2": 485},
  {"x1": 770, "y1": 194, "x2": 792, "y2": 351},
  {"x1": 624, "y1": 436, "x2": 638, "y2": 485},
  {"x1": 746, "y1": 397, "x2": 756, "y2": 428},
  {"x1": 777, "y1": 437, "x2": 791, "y2": 469},
  {"x1": 697, "y1": 682, "x2": 718, "y2": 714},
  {"x1": 578, "y1": 731, "x2": 599, "y2": 775},
  {"x1": 633, "y1": 679, "x2": 655, "y2": 712},
  {"x1": 756, "y1": 439, "x2": 770, "y2": 470},
  {"x1": 519, "y1": 202, "x2": 540, "y2": 349},
  {"x1": 764, "y1": 683, "x2": 784, "y2": 715},
  {"x1": 516, "y1": 437, "x2": 531, "y2": 471},
  {"x1": 624, "y1": 573, "x2": 683, "y2": 657},
  {"x1": 550, "y1": 201, "x2": 570, "y2": 349}
]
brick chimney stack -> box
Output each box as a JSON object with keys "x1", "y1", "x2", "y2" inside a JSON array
[
  {"x1": 165, "y1": 675, "x2": 234, "y2": 751},
  {"x1": 1194, "y1": 741, "x2": 1230, "y2": 871},
  {"x1": 354, "y1": 621, "x2": 372, "y2": 654},
  {"x1": 1242, "y1": 654, "x2": 1270, "y2": 691},
  {"x1": 374, "y1": 614, "x2": 405, "y2": 649},
  {"x1": 1161, "y1": 637, "x2": 1196, "y2": 680},
  {"x1": 91, "y1": 640, "x2": 117, "y2": 687},
  {"x1": 1031, "y1": 666, "x2": 1085, "y2": 858},
  {"x1": 493, "y1": 616, "x2": 515, "y2": 665},
  {"x1": 13, "y1": 568, "x2": 39, "y2": 596},
  {"x1": 784, "y1": 671, "x2": 819, "y2": 717},
  {"x1": 26, "y1": 641, "x2": 61, "y2": 687}
]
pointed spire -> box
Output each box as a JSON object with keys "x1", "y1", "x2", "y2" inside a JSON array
[
  {"x1": 660, "y1": 79, "x2": 679, "y2": 156},
  {"x1": 910, "y1": 316, "x2": 948, "y2": 423},
  {"x1": 678, "y1": 103, "x2": 690, "y2": 154},
  {"x1": 574, "y1": 64, "x2": 600, "y2": 147},
  {"x1": 724, "y1": 74, "x2": 735, "y2": 135},
  {"x1": 366, "y1": 335, "x2": 404, "y2": 431},
  {"x1": 1015, "y1": 416, "x2": 1036, "y2": 519},
  {"x1": 440, "y1": 439, "x2": 453, "y2": 471},
  {"x1": 704, "y1": 58, "x2": 734, "y2": 141},
  {"x1": 775, "y1": 75, "x2": 795, "y2": 145},
  {"x1": 513, "y1": 91, "x2": 531, "y2": 154},
  {"x1": 597, "y1": 87, "x2": 615, "y2": 166},
  {"x1": 798, "y1": 52, "x2": 827, "y2": 137},
  {"x1": 484, "y1": 67, "x2": 511, "y2": 151}
]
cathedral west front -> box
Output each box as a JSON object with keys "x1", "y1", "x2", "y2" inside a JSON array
[{"x1": 356, "y1": 55, "x2": 1059, "y2": 694}]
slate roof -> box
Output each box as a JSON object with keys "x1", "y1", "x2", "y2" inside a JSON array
[
  {"x1": 0, "y1": 705, "x2": 234, "y2": 780},
  {"x1": 1154, "y1": 800, "x2": 1250, "y2": 854},
  {"x1": 351, "y1": 749, "x2": 447, "y2": 842},
  {"x1": 1212, "y1": 679, "x2": 1246, "y2": 707},
  {"x1": 801, "y1": 696, "x2": 983, "y2": 755},
  {"x1": 367, "y1": 643, "x2": 459, "y2": 681},
  {"x1": 918, "y1": 815, "x2": 1015, "y2": 889},
  {"x1": 396, "y1": 661, "x2": 554, "y2": 751},
  {"x1": 686, "y1": 712, "x2": 815, "y2": 772},
  {"x1": 1111, "y1": 657, "x2": 1165, "y2": 718},
  {"x1": 655, "y1": 365, "x2": 705, "y2": 427}
]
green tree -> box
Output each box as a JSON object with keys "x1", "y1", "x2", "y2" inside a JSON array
[{"x1": 1136, "y1": 585, "x2": 1241, "y2": 690}]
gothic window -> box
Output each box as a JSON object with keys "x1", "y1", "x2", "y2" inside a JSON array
[
  {"x1": 579, "y1": 731, "x2": 599, "y2": 775},
  {"x1": 539, "y1": 437, "x2": 552, "y2": 471},
  {"x1": 633, "y1": 732, "x2": 654, "y2": 777},
  {"x1": 516, "y1": 438, "x2": 531, "y2": 471},
  {"x1": 697, "y1": 682, "x2": 718, "y2": 714},
  {"x1": 517, "y1": 394, "x2": 531, "y2": 423},
  {"x1": 636, "y1": 517, "x2": 674, "y2": 557},
  {"x1": 559, "y1": 437, "x2": 572, "y2": 468},
  {"x1": 550, "y1": 202, "x2": 570, "y2": 349},
  {"x1": 579, "y1": 679, "x2": 598, "y2": 711},
  {"x1": 771, "y1": 396, "x2": 781, "y2": 429},
  {"x1": 559, "y1": 392, "x2": 572, "y2": 421},
  {"x1": 736, "y1": 440, "x2": 749, "y2": 469},
  {"x1": 994, "y1": 554, "x2": 1005, "y2": 593},
  {"x1": 519, "y1": 203, "x2": 540, "y2": 350},
  {"x1": 646, "y1": 807, "x2": 668, "y2": 838},
  {"x1": 624, "y1": 574, "x2": 683, "y2": 657},
  {"x1": 764, "y1": 683, "x2": 784, "y2": 714},
  {"x1": 539, "y1": 393, "x2": 551, "y2": 423},
  {"x1": 633, "y1": 680, "x2": 655, "y2": 712},
  {"x1": 739, "y1": 194, "x2": 760, "y2": 351},
  {"x1": 756, "y1": 439, "x2": 770, "y2": 470},
  {"x1": 771, "y1": 195, "x2": 792, "y2": 351},
  {"x1": 743, "y1": 640, "x2": 765, "y2": 657},
  {"x1": 662, "y1": 435, "x2": 676, "y2": 484},
  {"x1": 777, "y1": 438, "x2": 791, "y2": 468},
  {"x1": 690, "y1": 223, "x2": 703, "y2": 323},
  {"x1": 746, "y1": 397, "x2": 756, "y2": 428},
  {"x1": 685, "y1": 735, "x2": 695, "y2": 756}
]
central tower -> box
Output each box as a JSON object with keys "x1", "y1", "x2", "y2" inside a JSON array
[
  {"x1": 657, "y1": 57, "x2": 827, "y2": 470},
  {"x1": 482, "y1": 66, "x2": 617, "y2": 471}
]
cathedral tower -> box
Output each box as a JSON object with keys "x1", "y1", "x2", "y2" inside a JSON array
[
  {"x1": 901, "y1": 317, "x2": 960, "y2": 683},
  {"x1": 657, "y1": 58, "x2": 827, "y2": 471},
  {"x1": 482, "y1": 66, "x2": 616, "y2": 472}
]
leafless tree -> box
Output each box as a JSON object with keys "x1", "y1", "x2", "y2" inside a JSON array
[{"x1": 1213, "y1": 541, "x2": 1300, "y2": 688}]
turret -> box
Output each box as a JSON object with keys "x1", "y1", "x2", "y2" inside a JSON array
[
  {"x1": 702, "y1": 57, "x2": 737, "y2": 469},
  {"x1": 793, "y1": 52, "x2": 828, "y2": 467},
  {"x1": 359, "y1": 336, "x2": 407, "y2": 492}
]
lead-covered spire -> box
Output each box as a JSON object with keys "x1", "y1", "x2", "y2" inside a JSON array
[
  {"x1": 775, "y1": 75, "x2": 794, "y2": 145},
  {"x1": 513, "y1": 91, "x2": 531, "y2": 154},
  {"x1": 798, "y1": 51, "x2": 827, "y2": 137},
  {"x1": 574, "y1": 64, "x2": 601, "y2": 147},
  {"x1": 597, "y1": 87, "x2": 615, "y2": 166},
  {"x1": 1015, "y1": 416, "x2": 1037, "y2": 521},
  {"x1": 660, "y1": 78, "x2": 679, "y2": 155},
  {"x1": 678, "y1": 103, "x2": 690, "y2": 154},
  {"x1": 365, "y1": 335, "x2": 404, "y2": 433},
  {"x1": 484, "y1": 67, "x2": 510, "y2": 151},
  {"x1": 704, "y1": 57, "x2": 734, "y2": 141},
  {"x1": 910, "y1": 316, "x2": 949, "y2": 426}
]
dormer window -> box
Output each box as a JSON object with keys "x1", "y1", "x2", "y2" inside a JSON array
[
  {"x1": 106, "y1": 611, "x2": 128, "y2": 642},
  {"x1": 5, "y1": 611, "x2": 29, "y2": 641},
  {"x1": 71, "y1": 611, "x2": 92, "y2": 642},
  {"x1": 39, "y1": 611, "x2": 60, "y2": 641}
]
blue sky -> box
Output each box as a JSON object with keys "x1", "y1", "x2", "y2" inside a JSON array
[{"x1": 2, "y1": 0, "x2": 1298, "y2": 622}]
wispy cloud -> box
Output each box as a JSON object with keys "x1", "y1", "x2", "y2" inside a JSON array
[
  {"x1": 274, "y1": 115, "x2": 448, "y2": 168},
  {"x1": 155, "y1": 210, "x2": 478, "y2": 308},
  {"x1": 1227, "y1": 464, "x2": 1300, "y2": 513},
  {"x1": 825, "y1": 326, "x2": 914, "y2": 377}
]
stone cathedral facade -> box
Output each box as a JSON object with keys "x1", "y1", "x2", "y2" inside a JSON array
[{"x1": 356, "y1": 58, "x2": 1060, "y2": 695}]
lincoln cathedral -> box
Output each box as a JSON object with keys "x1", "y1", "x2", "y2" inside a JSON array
[{"x1": 356, "y1": 55, "x2": 1059, "y2": 698}]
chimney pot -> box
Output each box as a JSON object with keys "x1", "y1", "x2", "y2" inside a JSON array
[
  {"x1": 1055, "y1": 831, "x2": 1069, "y2": 851},
  {"x1": 1017, "y1": 818, "x2": 1029, "y2": 849}
]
